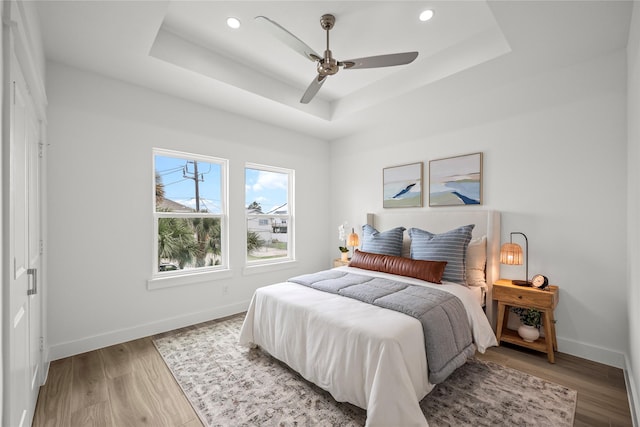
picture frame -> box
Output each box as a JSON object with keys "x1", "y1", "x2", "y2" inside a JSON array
[
  {"x1": 383, "y1": 162, "x2": 423, "y2": 208},
  {"x1": 429, "y1": 152, "x2": 482, "y2": 207}
]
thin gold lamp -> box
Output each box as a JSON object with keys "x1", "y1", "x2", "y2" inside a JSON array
[
  {"x1": 500, "y1": 232, "x2": 529, "y2": 286},
  {"x1": 347, "y1": 228, "x2": 360, "y2": 259}
]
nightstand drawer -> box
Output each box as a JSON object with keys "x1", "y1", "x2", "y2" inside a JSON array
[{"x1": 493, "y1": 283, "x2": 557, "y2": 309}]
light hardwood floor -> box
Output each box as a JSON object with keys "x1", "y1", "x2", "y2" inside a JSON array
[
  {"x1": 476, "y1": 344, "x2": 633, "y2": 426},
  {"x1": 33, "y1": 336, "x2": 202, "y2": 427},
  {"x1": 33, "y1": 330, "x2": 633, "y2": 427}
]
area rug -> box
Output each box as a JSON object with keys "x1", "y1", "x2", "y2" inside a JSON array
[{"x1": 153, "y1": 314, "x2": 576, "y2": 427}]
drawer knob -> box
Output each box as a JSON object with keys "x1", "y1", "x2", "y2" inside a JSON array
[{"x1": 518, "y1": 295, "x2": 523, "y2": 299}]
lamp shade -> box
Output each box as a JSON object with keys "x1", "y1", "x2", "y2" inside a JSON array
[
  {"x1": 500, "y1": 243, "x2": 523, "y2": 265},
  {"x1": 347, "y1": 232, "x2": 360, "y2": 247}
]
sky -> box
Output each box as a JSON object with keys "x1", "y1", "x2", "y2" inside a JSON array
[
  {"x1": 155, "y1": 154, "x2": 288, "y2": 213},
  {"x1": 245, "y1": 168, "x2": 288, "y2": 213},
  {"x1": 155, "y1": 155, "x2": 222, "y2": 212}
]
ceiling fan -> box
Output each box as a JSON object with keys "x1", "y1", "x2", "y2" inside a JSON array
[{"x1": 255, "y1": 14, "x2": 419, "y2": 104}]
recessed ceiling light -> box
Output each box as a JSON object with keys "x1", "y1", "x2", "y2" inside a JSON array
[
  {"x1": 227, "y1": 17, "x2": 241, "y2": 29},
  {"x1": 419, "y1": 9, "x2": 434, "y2": 22}
]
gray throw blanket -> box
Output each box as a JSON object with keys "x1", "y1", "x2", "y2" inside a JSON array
[{"x1": 289, "y1": 270, "x2": 475, "y2": 384}]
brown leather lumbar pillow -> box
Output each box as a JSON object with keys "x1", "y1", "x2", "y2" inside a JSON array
[{"x1": 349, "y1": 249, "x2": 447, "y2": 284}]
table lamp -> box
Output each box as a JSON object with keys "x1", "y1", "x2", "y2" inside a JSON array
[
  {"x1": 500, "y1": 231, "x2": 529, "y2": 286},
  {"x1": 347, "y1": 228, "x2": 360, "y2": 259}
]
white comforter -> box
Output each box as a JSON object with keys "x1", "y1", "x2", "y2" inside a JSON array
[{"x1": 239, "y1": 266, "x2": 497, "y2": 427}]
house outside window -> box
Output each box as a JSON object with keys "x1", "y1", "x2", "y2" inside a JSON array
[
  {"x1": 245, "y1": 164, "x2": 294, "y2": 264},
  {"x1": 153, "y1": 149, "x2": 228, "y2": 275}
]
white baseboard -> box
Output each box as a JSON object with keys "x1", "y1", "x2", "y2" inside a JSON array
[
  {"x1": 47, "y1": 300, "x2": 250, "y2": 361},
  {"x1": 625, "y1": 354, "x2": 639, "y2": 427},
  {"x1": 557, "y1": 336, "x2": 626, "y2": 368}
]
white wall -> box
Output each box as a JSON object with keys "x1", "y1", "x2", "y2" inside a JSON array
[
  {"x1": 330, "y1": 48, "x2": 628, "y2": 367},
  {"x1": 627, "y1": 2, "x2": 640, "y2": 423},
  {"x1": 45, "y1": 62, "x2": 331, "y2": 359}
]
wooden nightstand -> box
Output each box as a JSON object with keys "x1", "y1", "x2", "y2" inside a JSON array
[
  {"x1": 493, "y1": 279, "x2": 559, "y2": 363},
  {"x1": 333, "y1": 258, "x2": 350, "y2": 268}
]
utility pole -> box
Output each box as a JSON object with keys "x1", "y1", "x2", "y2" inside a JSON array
[
  {"x1": 193, "y1": 161, "x2": 199, "y2": 212},
  {"x1": 183, "y1": 161, "x2": 203, "y2": 212}
]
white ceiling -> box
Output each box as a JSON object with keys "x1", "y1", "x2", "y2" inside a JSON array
[{"x1": 36, "y1": 1, "x2": 632, "y2": 140}]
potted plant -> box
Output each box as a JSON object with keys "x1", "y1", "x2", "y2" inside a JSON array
[
  {"x1": 338, "y1": 222, "x2": 350, "y2": 261},
  {"x1": 511, "y1": 307, "x2": 542, "y2": 342}
]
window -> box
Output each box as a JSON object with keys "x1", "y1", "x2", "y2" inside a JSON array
[
  {"x1": 153, "y1": 149, "x2": 227, "y2": 276},
  {"x1": 245, "y1": 164, "x2": 294, "y2": 264}
]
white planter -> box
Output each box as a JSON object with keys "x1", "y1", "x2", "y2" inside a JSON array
[
  {"x1": 341, "y1": 252, "x2": 349, "y2": 262},
  {"x1": 517, "y1": 324, "x2": 540, "y2": 342}
]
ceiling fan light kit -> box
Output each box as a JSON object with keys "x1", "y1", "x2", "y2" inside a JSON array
[{"x1": 255, "y1": 13, "x2": 419, "y2": 104}]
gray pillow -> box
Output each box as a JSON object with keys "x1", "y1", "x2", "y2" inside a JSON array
[
  {"x1": 361, "y1": 224, "x2": 406, "y2": 257},
  {"x1": 408, "y1": 224, "x2": 475, "y2": 285}
]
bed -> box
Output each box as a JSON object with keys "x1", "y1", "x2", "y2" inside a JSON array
[{"x1": 239, "y1": 210, "x2": 500, "y2": 427}]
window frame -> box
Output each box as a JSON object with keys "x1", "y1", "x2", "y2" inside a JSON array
[
  {"x1": 244, "y1": 163, "x2": 295, "y2": 268},
  {"x1": 148, "y1": 148, "x2": 229, "y2": 289}
]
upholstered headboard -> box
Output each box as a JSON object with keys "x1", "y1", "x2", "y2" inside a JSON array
[{"x1": 366, "y1": 210, "x2": 500, "y2": 328}]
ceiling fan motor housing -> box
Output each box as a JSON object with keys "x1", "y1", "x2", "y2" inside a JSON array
[{"x1": 318, "y1": 52, "x2": 339, "y2": 76}]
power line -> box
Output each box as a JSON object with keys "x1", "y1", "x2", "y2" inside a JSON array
[
  {"x1": 163, "y1": 178, "x2": 191, "y2": 187},
  {"x1": 156, "y1": 166, "x2": 184, "y2": 176}
]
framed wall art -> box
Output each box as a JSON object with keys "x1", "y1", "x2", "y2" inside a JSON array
[
  {"x1": 383, "y1": 162, "x2": 423, "y2": 208},
  {"x1": 429, "y1": 152, "x2": 482, "y2": 207}
]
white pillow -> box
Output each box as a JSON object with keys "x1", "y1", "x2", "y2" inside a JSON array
[{"x1": 466, "y1": 236, "x2": 487, "y2": 287}]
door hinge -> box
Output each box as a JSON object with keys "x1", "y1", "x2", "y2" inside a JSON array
[
  {"x1": 39, "y1": 239, "x2": 44, "y2": 255},
  {"x1": 39, "y1": 337, "x2": 44, "y2": 351},
  {"x1": 38, "y1": 142, "x2": 44, "y2": 158}
]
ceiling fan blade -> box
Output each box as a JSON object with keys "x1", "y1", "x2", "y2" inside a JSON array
[
  {"x1": 340, "y1": 52, "x2": 419, "y2": 70},
  {"x1": 255, "y1": 16, "x2": 321, "y2": 62},
  {"x1": 300, "y1": 75, "x2": 327, "y2": 104}
]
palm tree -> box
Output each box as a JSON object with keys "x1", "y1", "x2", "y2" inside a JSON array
[
  {"x1": 247, "y1": 231, "x2": 265, "y2": 254},
  {"x1": 158, "y1": 217, "x2": 198, "y2": 269},
  {"x1": 191, "y1": 217, "x2": 221, "y2": 267},
  {"x1": 155, "y1": 172, "x2": 165, "y2": 208}
]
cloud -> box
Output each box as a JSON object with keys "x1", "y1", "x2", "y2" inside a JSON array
[{"x1": 252, "y1": 171, "x2": 288, "y2": 192}]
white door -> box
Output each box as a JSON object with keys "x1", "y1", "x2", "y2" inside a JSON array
[
  {"x1": 6, "y1": 51, "x2": 42, "y2": 427},
  {"x1": 26, "y1": 74, "x2": 42, "y2": 410}
]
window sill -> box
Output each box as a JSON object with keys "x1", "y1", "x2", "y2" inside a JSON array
[
  {"x1": 242, "y1": 260, "x2": 298, "y2": 276},
  {"x1": 147, "y1": 268, "x2": 233, "y2": 290}
]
